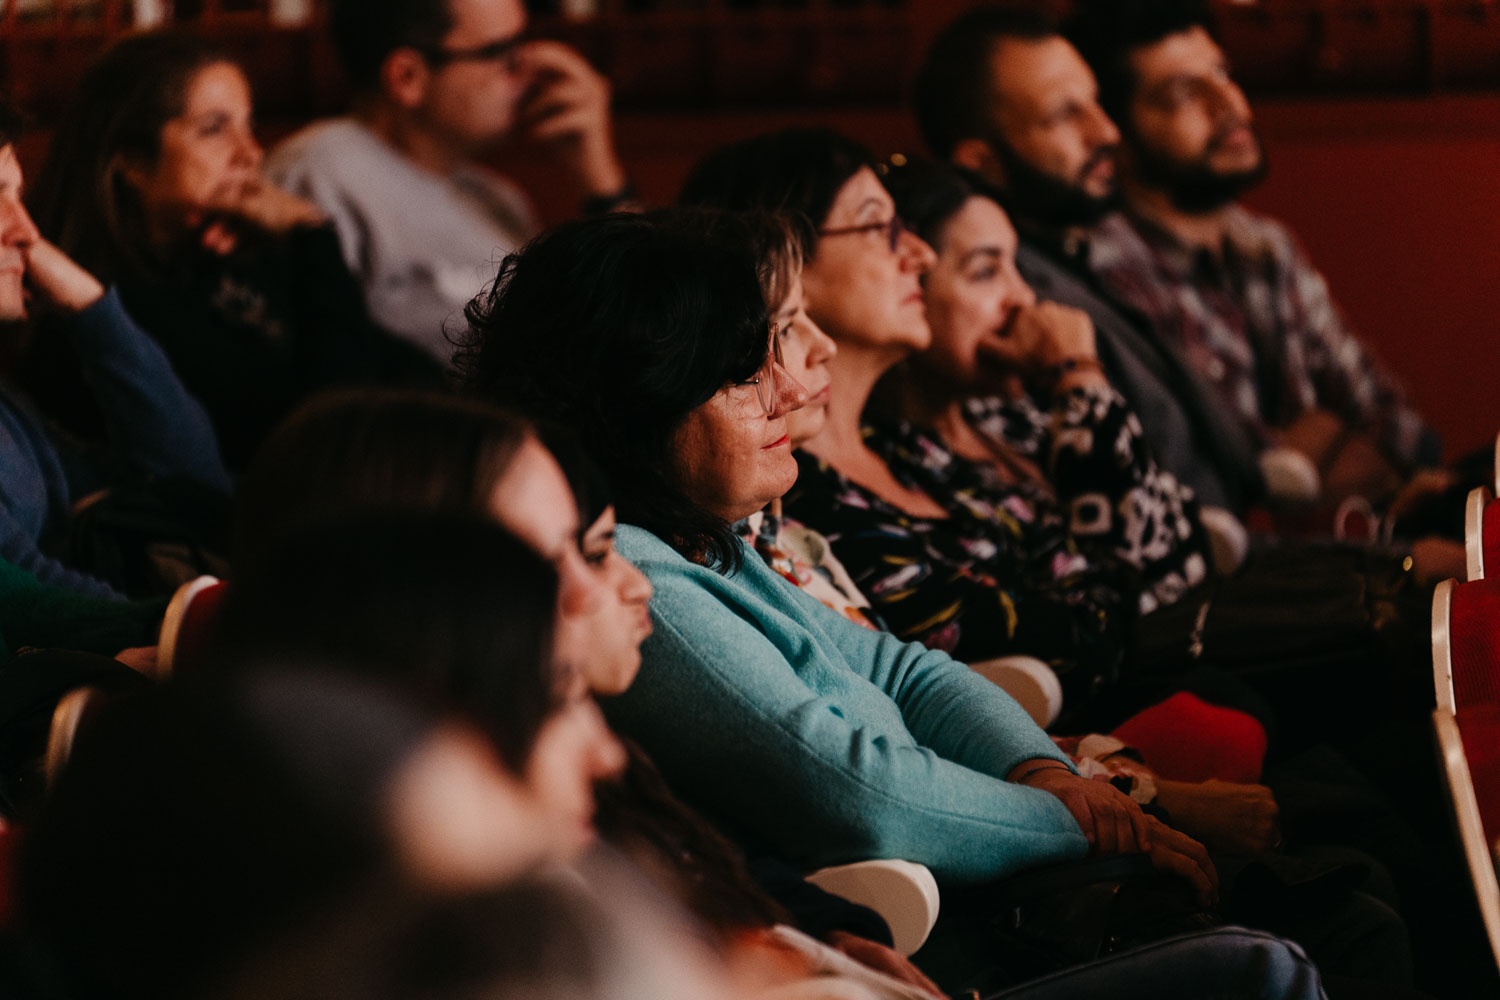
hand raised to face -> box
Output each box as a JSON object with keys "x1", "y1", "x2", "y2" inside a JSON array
[{"x1": 512, "y1": 40, "x2": 626, "y2": 199}]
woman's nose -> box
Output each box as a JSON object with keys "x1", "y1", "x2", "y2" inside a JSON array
[
  {"x1": 236, "y1": 126, "x2": 264, "y2": 169},
  {"x1": 771, "y1": 366, "x2": 810, "y2": 419},
  {"x1": 0, "y1": 196, "x2": 40, "y2": 249},
  {"x1": 805, "y1": 318, "x2": 838, "y2": 365},
  {"x1": 899, "y1": 229, "x2": 937, "y2": 274},
  {"x1": 621, "y1": 561, "x2": 653, "y2": 605}
]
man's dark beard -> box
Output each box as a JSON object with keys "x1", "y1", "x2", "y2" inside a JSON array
[
  {"x1": 1130, "y1": 127, "x2": 1270, "y2": 215},
  {"x1": 989, "y1": 134, "x2": 1120, "y2": 230}
]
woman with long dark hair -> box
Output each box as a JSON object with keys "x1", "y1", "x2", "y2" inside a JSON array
[{"x1": 28, "y1": 31, "x2": 440, "y2": 469}]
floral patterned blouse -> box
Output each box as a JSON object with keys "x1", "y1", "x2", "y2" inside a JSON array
[{"x1": 783, "y1": 385, "x2": 1209, "y2": 708}]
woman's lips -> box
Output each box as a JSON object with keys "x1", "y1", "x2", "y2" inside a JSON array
[{"x1": 762, "y1": 434, "x2": 790, "y2": 450}]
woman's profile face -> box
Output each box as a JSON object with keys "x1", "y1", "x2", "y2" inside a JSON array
[
  {"x1": 919, "y1": 196, "x2": 1037, "y2": 391},
  {"x1": 799, "y1": 166, "x2": 936, "y2": 354},
  {"x1": 668, "y1": 331, "x2": 809, "y2": 525},
  {"x1": 123, "y1": 60, "x2": 262, "y2": 239},
  {"x1": 776, "y1": 272, "x2": 838, "y2": 448},
  {"x1": 487, "y1": 438, "x2": 610, "y2": 676},
  {"x1": 574, "y1": 506, "x2": 654, "y2": 697}
]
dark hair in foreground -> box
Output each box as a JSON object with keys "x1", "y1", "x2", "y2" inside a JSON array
[
  {"x1": 678, "y1": 128, "x2": 877, "y2": 257},
  {"x1": 1067, "y1": 0, "x2": 1217, "y2": 127},
  {"x1": 28, "y1": 30, "x2": 229, "y2": 283},
  {"x1": 216, "y1": 510, "x2": 562, "y2": 772},
  {"x1": 19, "y1": 670, "x2": 446, "y2": 999},
  {"x1": 210, "y1": 879, "x2": 614, "y2": 1000},
  {"x1": 232, "y1": 389, "x2": 530, "y2": 573},
  {"x1": 456, "y1": 209, "x2": 773, "y2": 570},
  {"x1": 912, "y1": 4, "x2": 1060, "y2": 159},
  {"x1": 329, "y1": 0, "x2": 454, "y2": 94}
]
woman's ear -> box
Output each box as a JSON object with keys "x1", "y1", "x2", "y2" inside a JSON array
[{"x1": 381, "y1": 48, "x2": 432, "y2": 110}]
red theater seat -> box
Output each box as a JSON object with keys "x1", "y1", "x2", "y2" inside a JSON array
[
  {"x1": 157, "y1": 576, "x2": 227, "y2": 679},
  {"x1": 1434, "y1": 707, "x2": 1500, "y2": 969},
  {"x1": 1433, "y1": 577, "x2": 1500, "y2": 716}
]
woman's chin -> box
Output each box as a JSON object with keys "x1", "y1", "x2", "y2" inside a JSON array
[{"x1": 787, "y1": 409, "x2": 828, "y2": 448}]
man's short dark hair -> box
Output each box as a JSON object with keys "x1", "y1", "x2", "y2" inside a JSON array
[
  {"x1": 1067, "y1": 0, "x2": 1217, "y2": 127},
  {"x1": 329, "y1": 0, "x2": 454, "y2": 94},
  {"x1": 911, "y1": 4, "x2": 1059, "y2": 160},
  {"x1": 0, "y1": 96, "x2": 23, "y2": 150}
]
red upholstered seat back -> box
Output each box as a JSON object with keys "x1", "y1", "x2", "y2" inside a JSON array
[
  {"x1": 1485, "y1": 499, "x2": 1500, "y2": 581},
  {"x1": 1450, "y1": 580, "x2": 1500, "y2": 711},
  {"x1": 1457, "y1": 705, "x2": 1500, "y2": 845}
]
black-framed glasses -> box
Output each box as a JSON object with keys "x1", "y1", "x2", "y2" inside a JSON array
[
  {"x1": 733, "y1": 326, "x2": 786, "y2": 418},
  {"x1": 420, "y1": 30, "x2": 527, "y2": 71},
  {"x1": 817, "y1": 216, "x2": 905, "y2": 253}
]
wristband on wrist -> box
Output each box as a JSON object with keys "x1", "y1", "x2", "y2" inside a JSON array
[
  {"x1": 1013, "y1": 762, "x2": 1073, "y2": 785},
  {"x1": 582, "y1": 182, "x2": 639, "y2": 217}
]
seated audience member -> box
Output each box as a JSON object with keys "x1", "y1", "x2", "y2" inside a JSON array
[
  {"x1": 717, "y1": 204, "x2": 1277, "y2": 843},
  {"x1": 912, "y1": 4, "x2": 1264, "y2": 517},
  {"x1": 0, "y1": 96, "x2": 229, "y2": 600},
  {"x1": 215, "y1": 510, "x2": 628, "y2": 870},
  {"x1": 678, "y1": 129, "x2": 1436, "y2": 758},
  {"x1": 457, "y1": 206, "x2": 1208, "y2": 891},
  {"x1": 1065, "y1": 0, "x2": 1439, "y2": 509},
  {"x1": 678, "y1": 130, "x2": 1196, "y2": 702},
  {"x1": 233, "y1": 389, "x2": 624, "y2": 692},
  {"x1": 18, "y1": 657, "x2": 573, "y2": 999},
  {"x1": 455, "y1": 209, "x2": 1430, "y2": 995},
  {"x1": 879, "y1": 156, "x2": 1210, "y2": 618},
  {"x1": 268, "y1": 0, "x2": 635, "y2": 361},
  {"x1": 28, "y1": 31, "x2": 442, "y2": 471},
  {"x1": 230, "y1": 390, "x2": 960, "y2": 996}
]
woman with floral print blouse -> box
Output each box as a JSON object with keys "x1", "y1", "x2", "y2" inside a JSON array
[{"x1": 681, "y1": 133, "x2": 1194, "y2": 719}]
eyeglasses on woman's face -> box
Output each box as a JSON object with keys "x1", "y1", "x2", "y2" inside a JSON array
[
  {"x1": 817, "y1": 215, "x2": 906, "y2": 254},
  {"x1": 732, "y1": 326, "x2": 786, "y2": 418}
]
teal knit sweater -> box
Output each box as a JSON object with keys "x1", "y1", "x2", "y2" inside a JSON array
[{"x1": 606, "y1": 525, "x2": 1089, "y2": 885}]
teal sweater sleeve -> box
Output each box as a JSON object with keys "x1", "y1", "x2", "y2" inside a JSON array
[{"x1": 606, "y1": 526, "x2": 1087, "y2": 885}]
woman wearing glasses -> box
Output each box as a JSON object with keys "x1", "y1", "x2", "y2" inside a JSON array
[
  {"x1": 458, "y1": 206, "x2": 1215, "y2": 898},
  {"x1": 28, "y1": 31, "x2": 441, "y2": 470},
  {"x1": 678, "y1": 130, "x2": 1171, "y2": 724}
]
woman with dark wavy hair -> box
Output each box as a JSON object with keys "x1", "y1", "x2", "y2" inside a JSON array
[{"x1": 457, "y1": 207, "x2": 1214, "y2": 897}]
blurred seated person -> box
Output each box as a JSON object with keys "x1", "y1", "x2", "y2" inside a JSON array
[
  {"x1": 0, "y1": 96, "x2": 228, "y2": 600},
  {"x1": 231, "y1": 390, "x2": 947, "y2": 987},
  {"x1": 1067, "y1": 1, "x2": 1443, "y2": 514},
  {"x1": 18, "y1": 513, "x2": 619, "y2": 998},
  {"x1": 268, "y1": 0, "x2": 636, "y2": 362},
  {"x1": 28, "y1": 31, "x2": 443, "y2": 471}
]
